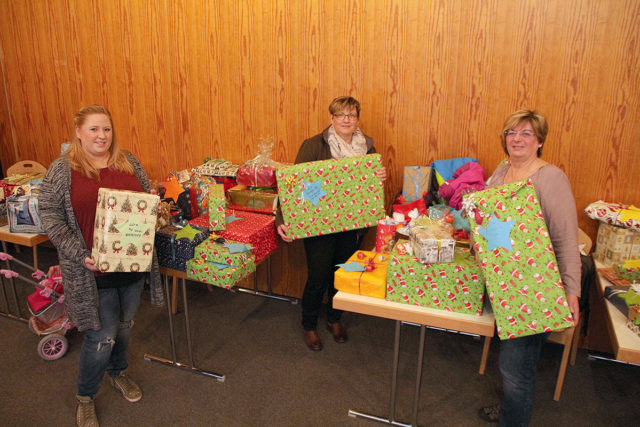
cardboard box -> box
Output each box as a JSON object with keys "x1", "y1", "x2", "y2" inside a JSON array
[
  {"x1": 91, "y1": 188, "x2": 160, "y2": 272},
  {"x1": 335, "y1": 251, "x2": 388, "y2": 299},
  {"x1": 594, "y1": 223, "x2": 640, "y2": 266},
  {"x1": 402, "y1": 166, "x2": 431, "y2": 202},
  {"x1": 276, "y1": 154, "x2": 385, "y2": 240}
]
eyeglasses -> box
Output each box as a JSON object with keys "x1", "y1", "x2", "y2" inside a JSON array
[
  {"x1": 504, "y1": 130, "x2": 536, "y2": 139},
  {"x1": 333, "y1": 113, "x2": 358, "y2": 121}
]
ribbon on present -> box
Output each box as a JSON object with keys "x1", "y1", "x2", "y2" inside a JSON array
[{"x1": 336, "y1": 252, "x2": 388, "y2": 295}]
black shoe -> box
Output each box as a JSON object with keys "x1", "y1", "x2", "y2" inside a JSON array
[{"x1": 478, "y1": 405, "x2": 499, "y2": 423}]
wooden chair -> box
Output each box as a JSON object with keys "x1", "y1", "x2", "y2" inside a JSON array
[
  {"x1": 546, "y1": 228, "x2": 592, "y2": 401},
  {"x1": 7, "y1": 160, "x2": 47, "y2": 176}
]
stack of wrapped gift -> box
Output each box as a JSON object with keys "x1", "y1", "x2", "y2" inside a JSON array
[
  {"x1": 409, "y1": 222, "x2": 456, "y2": 264},
  {"x1": 464, "y1": 179, "x2": 574, "y2": 339},
  {"x1": 155, "y1": 224, "x2": 210, "y2": 271},
  {"x1": 386, "y1": 241, "x2": 485, "y2": 314},
  {"x1": 593, "y1": 222, "x2": 640, "y2": 266},
  {"x1": 91, "y1": 188, "x2": 160, "y2": 272},
  {"x1": 335, "y1": 251, "x2": 389, "y2": 298},
  {"x1": 218, "y1": 209, "x2": 278, "y2": 262},
  {"x1": 186, "y1": 237, "x2": 256, "y2": 289},
  {"x1": 227, "y1": 184, "x2": 278, "y2": 215}
]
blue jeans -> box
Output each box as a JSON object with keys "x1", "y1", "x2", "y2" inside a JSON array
[
  {"x1": 77, "y1": 277, "x2": 144, "y2": 398},
  {"x1": 499, "y1": 332, "x2": 549, "y2": 427}
]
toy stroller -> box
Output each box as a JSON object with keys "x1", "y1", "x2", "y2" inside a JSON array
[{"x1": 0, "y1": 252, "x2": 73, "y2": 360}]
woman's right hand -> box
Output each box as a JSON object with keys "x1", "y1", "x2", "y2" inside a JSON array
[
  {"x1": 277, "y1": 224, "x2": 293, "y2": 243},
  {"x1": 84, "y1": 257, "x2": 98, "y2": 272}
]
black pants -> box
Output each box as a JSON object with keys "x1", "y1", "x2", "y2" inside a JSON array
[{"x1": 301, "y1": 229, "x2": 360, "y2": 330}]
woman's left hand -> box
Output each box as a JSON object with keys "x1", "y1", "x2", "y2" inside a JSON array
[
  {"x1": 376, "y1": 167, "x2": 387, "y2": 183},
  {"x1": 567, "y1": 294, "x2": 580, "y2": 325}
]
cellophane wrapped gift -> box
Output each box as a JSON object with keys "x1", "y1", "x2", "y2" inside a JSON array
[
  {"x1": 593, "y1": 222, "x2": 640, "y2": 267},
  {"x1": 409, "y1": 224, "x2": 455, "y2": 263},
  {"x1": 219, "y1": 209, "x2": 278, "y2": 262},
  {"x1": 186, "y1": 237, "x2": 256, "y2": 289},
  {"x1": 584, "y1": 200, "x2": 640, "y2": 232},
  {"x1": 386, "y1": 241, "x2": 484, "y2": 314},
  {"x1": 227, "y1": 185, "x2": 278, "y2": 215},
  {"x1": 402, "y1": 166, "x2": 431, "y2": 202},
  {"x1": 463, "y1": 179, "x2": 574, "y2": 339},
  {"x1": 91, "y1": 188, "x2": 160, "y2": 272},
  {"x1": 208, "y1": 184, "x2": 226, "y2": 230},
  {"x1": 155, "y1": 225, "x2": 210, "y2": 271},
  {"x1": 276, "y1": 154, "x2": 385, "y2": 240},
  {"x1": 334, "y1": 251, "x2": 389, "y2": 298},
  {"x1": 236, "y1": 138, "x2": 280, "y2": 188}
]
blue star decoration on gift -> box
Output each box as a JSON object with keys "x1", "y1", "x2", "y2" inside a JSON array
[
  {"x1": 174, "y1": 224, "x2": 201, "y2": 242},
  {"x1": 225, "y1": 215, "x2": 242, "y2": 224},
  {"x1": 114, "y1": 215, "x2": 151, "y2": 248},
  {"x1": 208, "y1": 261, "x2": 232, "y2": 270},
  {"x1": 336, "y1": 261, "x2": 366, "y2": 272},
  {"x1": 223, "y1": 242, "x2": 254, "y2": 254},
  {"x1": 302, "y1": 180, "x2": 326, "y2": 206},
  {"x1": 478, "y1": 212, "x2": 515, "y2": 251}
]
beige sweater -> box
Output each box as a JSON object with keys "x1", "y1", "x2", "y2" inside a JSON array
[{"x1": 486, "y1": 163, "x2": 581, "y2": 297}]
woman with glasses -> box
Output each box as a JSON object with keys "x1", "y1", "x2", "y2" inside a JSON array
[
  {"x1": 277, "y1": 96, "x2": 386, "y2": 351},
  {"x1": 478, "y1": 110, "x2": 581, "y2": 426}
]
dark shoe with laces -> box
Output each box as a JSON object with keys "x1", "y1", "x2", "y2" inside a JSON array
[
  {"x1": 303, "y1": 329, "x2": 322, "y2": 351},
  {"x1": 327, "y1": 322, "x2": 347, "y2": 343},
  {"x1": 478, "y1": 404, "x2": 499, "y2": 423}
]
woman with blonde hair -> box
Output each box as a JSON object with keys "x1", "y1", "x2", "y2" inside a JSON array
[{"x1": 39, "y1": 105, "x2": 164, "y2": 427}]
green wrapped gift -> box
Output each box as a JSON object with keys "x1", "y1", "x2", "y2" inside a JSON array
[
  {"x1": 193, "y1": 237, "x2": 256, "y2": 269},
  {"x1": 385, "y1": 241, "x2": 485, "y2": 314},
  {"x1": 276, "y1": 154, "x2": 385, "y2": 240},
  {"x1": 208, "y1": 184, "x2": 226, "y2": 230},
  {"x1": 464, "y1": 179, "x2": 574, "y2": 339},
  {"x1": 616, "y1": 261, "x2": 640, "y2": 283}
]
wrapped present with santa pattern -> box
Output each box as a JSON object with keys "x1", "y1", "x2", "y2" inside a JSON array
[
  {"x1": 335, "y1": 250, "x2": 389, "y2": 299},
  {"x1": 463, "y1": 179, "x2": 574, "y2": 339},
  {"x1": 91, "y1": 188, "x2": 160, "y2": 272},
  {"x1": 276, "y1": 154, "x2": 385, "y2": 240},
  {"x1": 208, "y1": 183, "x2": 226, "y2": 230},
  {"x1": 385, "y1": 241, "x2": 485, "y2": 314},
  {"x1": 186, "y1": 257, "x2": 254, "y2": 290},
  {"x1": 218, "y1": 209, "x2": 278, "y2": 262},
  {"x1": 193, "y1": 236, "x2": 256, "y2": 269}
]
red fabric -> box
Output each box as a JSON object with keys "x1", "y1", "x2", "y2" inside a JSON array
[
  {"x1": 392, "y1": 197, "x2": 427, "y2": 218},
  {"x1": 218, "y1": 209, "x2": 278, "y2": 262},
  {"x1": 71, "y1": 168, "x2": 143, "y2": 253},
  {"x1": 438, "y1": 162, "x2": 485, "y2": 210}
]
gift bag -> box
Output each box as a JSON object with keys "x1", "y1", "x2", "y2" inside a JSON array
[
  {"x1": 7, "y1": 195, "x2": 44, "y2": 233},
  {"x1": 375, "y1": 220, "x2": 397, "y2": 254}
]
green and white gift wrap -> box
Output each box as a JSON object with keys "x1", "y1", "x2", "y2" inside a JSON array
[
  {"x1": 91, "y1": 188, "x2": 160, "y2": 272},
  {"x1": 385, "y1": 242, "x2": 485, "y2": 314},
  {"x1": 187, "y1": 238, "x2": 256, "y2": 289},
  {"x1": 208, "y1": 183, "x2": 226, "y2": 230},
  {"x1": 463, "y1": 179, "x2": 574, "y2": 339},
  {"x1": 193, "y1": 237, "x2": 256, "y2": 269},
  {"x1": 276, "y1": 154, "x2": 385, "y2": 240}
]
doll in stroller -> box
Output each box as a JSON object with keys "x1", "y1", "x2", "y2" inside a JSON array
[{"x1": 1, "y1": 252, "x2": 74, "y2": 360}]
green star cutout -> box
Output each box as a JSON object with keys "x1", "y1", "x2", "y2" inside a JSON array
[
  {"x1": 175, "y1": 224, "x2": 201, "y2": 242},
  {"x1": 114, "y1": 215, "x2": 151, "y2": 248}
]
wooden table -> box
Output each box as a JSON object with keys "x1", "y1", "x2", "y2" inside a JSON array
[
  {"x1": 334, "y1": 291, "x2": 495, "y2": 427},
  {"x1": 0, "y1": 225, "x2": 50, "y2": 320},
  {"x1": 594, "y1": 262, "x2": 640, "y2": 365}
]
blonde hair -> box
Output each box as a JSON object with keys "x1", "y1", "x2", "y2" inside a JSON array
[
  {"x1": 67, "y1": 105, "x2": 134, "y2": 179},
  {"x1": 329, "y1": 96, "x2": 361, "y2": 117},
  {"x1": 500, "y1": 109, "x2": 548, "y2": 157}
]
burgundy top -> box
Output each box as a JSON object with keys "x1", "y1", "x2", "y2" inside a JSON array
[{"x1": 71, "y1": 167, "x2": 143, "y2": 256}]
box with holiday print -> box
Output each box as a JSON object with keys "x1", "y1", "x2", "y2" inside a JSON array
[
  {"x1": 334, "y1": 251, "x2": 389, "y2": 299},
  {"x1": 463, "y1": 179, "x2": 574, "y2": 339},
  {"x1": 218, "y1": 209, "x2": 278, "y2": 262},
  {"x1": 186, "y1": 239, "x2": 255, "y2": 290},
  {"x1": 594, "y1": 222, "x2": 640, "y2": 267},
  {"x1": 155, "y1": 224, "x2": 210, "y2": 271},
  {"x1": 385, "y1": 241, "x2": 485, "y2": 315},
  {"x1": 208, "y1": 184, "x2": 226, "y2": 230},
  {"x1": 276, "y1": 154, "x2": 385, "y2": 240},
  {"x1": 91, "y1": 188, "x2": 160, "y2": 272}
]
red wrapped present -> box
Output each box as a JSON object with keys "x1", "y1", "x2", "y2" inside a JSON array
[
  {"x1": 218, "y1": 209, "x2": 278, "y2": 262},
  {"x1": 188, "y1": 214, "x2": 212, "y2": 230}
]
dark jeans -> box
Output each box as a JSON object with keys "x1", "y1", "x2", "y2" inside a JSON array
[
  {"x1": 77, "y1": 276, "x2": 144, "y2": 398},
  {"x1": 499, "y1": 332, "x2": 549, "y2": 427},
  {"x1": 301, "y1": 230, "x2": 360, "y2": 330}
]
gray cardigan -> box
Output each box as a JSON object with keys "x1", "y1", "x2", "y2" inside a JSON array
[{"x1": 38, "y1": 152, "x2": 164, "y2": 331}]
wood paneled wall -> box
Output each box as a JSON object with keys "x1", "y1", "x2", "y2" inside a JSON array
[{"x1": 1, "y1": 0, "x2": 639, "y2": 297}]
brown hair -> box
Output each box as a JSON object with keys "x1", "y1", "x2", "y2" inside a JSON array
[
  {"x1": 67, "y1": 105, "x2": 134, "y2": 179},
  {"x1": 500, "y1": 109, "x2": 548, "y2": 157},
  {"x1": 329, "y1": 96, "x2": 361, "y2": 117}
]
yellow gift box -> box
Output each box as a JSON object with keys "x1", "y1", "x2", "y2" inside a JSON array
[{"x1": 334, "y1": 250, "x2": 388, "y2": 299}]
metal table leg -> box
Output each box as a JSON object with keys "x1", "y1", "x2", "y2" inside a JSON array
[
  {"x1": 144, "y1": 274, "x2": 225, "y2": 381},
  {"x1": 234, "y1": 255, "x2": 298, "y2": 304}
]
